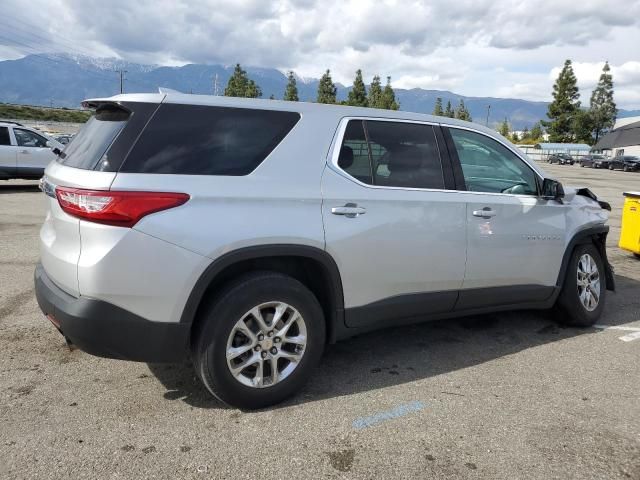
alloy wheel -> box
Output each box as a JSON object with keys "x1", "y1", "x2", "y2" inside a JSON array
[
  {"x1": 226, "y1": 301, "x2": 307, "y2": 388},
  {"x1": 576, "y1": 253, "x2": 600, "y2": 312}
]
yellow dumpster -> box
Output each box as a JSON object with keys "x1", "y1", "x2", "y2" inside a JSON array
[{"x1": 619, "y1": 191, "x2": 640, "y2": 258}]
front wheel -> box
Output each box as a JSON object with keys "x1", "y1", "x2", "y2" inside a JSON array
[
  {"x1": 554, "y1": 244, "x2": 606, "y2": 327},
  {"x1": 193, "y1": 272, "x2": 325, "y2": 409}
]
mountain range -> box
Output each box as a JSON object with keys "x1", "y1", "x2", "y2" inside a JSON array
[{"x1": 1, "y1": 53, "x2": 638, "y2": 129}]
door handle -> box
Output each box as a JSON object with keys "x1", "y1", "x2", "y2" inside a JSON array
[
  {"x1": 19, "y1": 149, "x2": 29, "y2": 154},
  {"x1": 331, "y1": 203, "x2": 366, "y2": 218},
  {"x1": 472, "y1": 207, "x2": 496, "y2": 219}
]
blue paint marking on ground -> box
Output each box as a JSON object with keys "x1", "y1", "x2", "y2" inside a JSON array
[{"x1": 352, "y1": 401, "x2": 425, "y2": 430}]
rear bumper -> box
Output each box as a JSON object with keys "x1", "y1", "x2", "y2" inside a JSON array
[{"x1": 34, "y1": 263, "x2": 189, "y2": 363}]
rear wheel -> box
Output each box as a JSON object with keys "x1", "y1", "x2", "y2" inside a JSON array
[
  {"x1": 193, "y1": 272, "x2": 325, "y2": 409},
  {"x1": 555, "y1": 244, "x2": 606, "y2": 327},
  {"x1": 623, "y1": 165, "x2": 629, "y2": 172},
  {"x1": 609, "y1": 164, "x2": 614, "y2": 170}
]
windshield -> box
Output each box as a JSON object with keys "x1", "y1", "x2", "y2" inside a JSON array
[{"x1": 57, "y1": 105, "x2": 130, "y2": 170}]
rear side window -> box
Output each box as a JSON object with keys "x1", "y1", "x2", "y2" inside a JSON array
[
  {"x1": 58, "y1": 105, "x2": 130, "y2": 170},
  {"x1": 121, "y1": 104, "x2": 300, "y2": 175},
  {"x1": 0, "y1": 127, "x2": 10, "y2": 146},
  {"x1": 337, "y1": 120, "x2": 445, "y2": 189}
]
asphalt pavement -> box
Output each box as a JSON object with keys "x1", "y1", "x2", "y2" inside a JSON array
[{"x1": 0, "y1": 163, "x2": 638, "y2": 479}]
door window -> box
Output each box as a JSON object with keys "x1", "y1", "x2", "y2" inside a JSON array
[
  {"x1": 14, "y1": 128, "x2": 48, "y2": 148},
  {"x1": 0, "y1": 127, "x2": 10, "y2": 146},
  {"x1": 337, "y1": 120, "x2": 445, "y2": 189},
  {"x1": 449, "y1": 128, "x2": 538, "y2": 195}
]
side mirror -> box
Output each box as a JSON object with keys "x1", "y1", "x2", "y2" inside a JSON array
[
  {"x1": 46, "y1": 140, "x2": 52, "y2": 148},
  {"x1": 541, "y1": 178, "x2": 565, "y2": 202}
]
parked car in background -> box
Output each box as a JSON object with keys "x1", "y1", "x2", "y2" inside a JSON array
[
  {"x1": 0, "y1": 121, "x2": 63, "y2": 180},
  {"x1": 609, "y1": 156, "x2": 640, "y2": 172},
  {"x1": 580, "y1": 154, "x2": 610, "y2": 169},
  {"x1": 55, "y1": 134, "x2": 74, "y2": 145},
  {"x1": 547, "y1": 153, "x2": 575, "y2": 165}
]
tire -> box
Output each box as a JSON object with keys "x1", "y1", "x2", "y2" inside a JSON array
[
  {"x1": 609, "y1": 164, "x2": 614, "y2": 170},
  {"x1": 554, "y1": 244, "x2": 606, "y2": 327},
  {"x1": 623, "y1": 165, "x2": 629, "y2": 172},
  {"x1": 193, "y1": 271, "x2": 325, "y2": 409},
  {"x1": 634, "y1": 253, "x2": 640, "y2": 260},
  {"x1": 580, "y1": 163, "x2": 584, "y2": 167}
]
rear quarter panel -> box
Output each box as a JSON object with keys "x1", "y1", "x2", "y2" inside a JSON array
[{"x1": 110, "y1": 109, "x2": 334, "y2": 259}]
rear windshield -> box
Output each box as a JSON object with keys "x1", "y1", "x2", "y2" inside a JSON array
[
  {"x1": 57, "y1": 105, "x2": 129, "y2": 170},
  {"x1": 120, "y1": 104, "x2": 300, "y2": 175}
]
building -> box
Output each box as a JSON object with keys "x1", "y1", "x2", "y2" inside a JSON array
[{"x1": 592, "y1": 116, "x2": 640, "y2": 157}]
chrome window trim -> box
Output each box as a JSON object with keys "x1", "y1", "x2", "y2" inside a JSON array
[{"x1": 327, "y1": 116, "x2": 452, "y2": 194}]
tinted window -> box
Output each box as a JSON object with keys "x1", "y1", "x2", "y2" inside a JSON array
[
  {"x1": 449, "y1": 128, "x2": 538, "y2": 195},
  {"x1": 58, "y1": 105, "x2": 130, "y2": 170},
  {"x1": 122, "y1": 104, "x2": 300, "y2": 175},
  {"x1": 337, "y1": 120, "x2": 445, "y2": 189},
  {"x1": 14, "y1": 128, "x2": 48, "y2": 148},
  {"x1": 0, "y1": 127, "x2": 10, "y2": 146}
]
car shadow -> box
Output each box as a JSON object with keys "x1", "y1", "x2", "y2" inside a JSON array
[
  {"x1": 0, "y1": 182, "x2": 40, "y2": 193},
  {"x1": 148, "y1": 274, "x2": 640, "y2": 411}
]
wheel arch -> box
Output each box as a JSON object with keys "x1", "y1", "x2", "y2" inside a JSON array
[
  {"x1": 182, "y1": 245, "x2": 345, "y2": 346},
  {"x1": 556, "y1": 225, "x2": 615, "y2": 292}
]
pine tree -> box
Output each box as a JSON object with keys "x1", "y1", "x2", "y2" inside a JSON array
[
  {"x1": 499, "y1": 118, "x2": 510, "y2": 137},
  {"x1": 530, "y1": 122, "x2": 543, "y2": 141},
  {"x1": 511, "y1": 131, "x2": 519, "y2": 142},
  {"x1": 573, "y1": 109, "x2": 596, "y2": 144},
  {"x1": 283, "y1": 71, "x2": 299, "y2": 102},
  {"x1": 245, "y1": 79, "x2": 262, "y2": 98},
  {"x1": 455, "y1": 99, "x2": 472, "y2": 121},
  {"x1": 433, "y1": 97, "x2": 444, "y2": 116},
  {"x1": 317, "y1": 69, "x2": 337, "y2": 104},
  {"x1": 224, "y1": 63, "x2": 262, "y2": 98},
  {"x1": 444, "y1": 100, "x2": 454, "y2": 118},
  {"x1": 521, "y1": 127, "x2": 530, "y2": 140},
  {"x1": 589, "y1": 61, "x2": 617, "y2": 142},
  {"x1": 347, "y1": 69, "x2": 368, "y2": 107},
  {"x1": 544, "y1": 59, "x2": 580, "y2": 142},
  {"x1": 368, "y1": 75, "x2": 384, "y2": 108},
  {"x1": 381, "y1": 76, "x2": 399, "y2": 110}
]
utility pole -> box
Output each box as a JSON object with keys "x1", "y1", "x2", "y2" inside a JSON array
[
  {"x1": 213, "y1": 74, "x2": 219, "y2": 96},
  {"x1": 118, "y1": 69, "x2": 128, "y2": 94},
  {"x1": 485, "y1": 104, "x2": 491, "y2": 127}
]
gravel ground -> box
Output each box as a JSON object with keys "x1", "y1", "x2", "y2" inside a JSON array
[{"x1": 0, "y1": 163, "x2": 639, "y2": 479}]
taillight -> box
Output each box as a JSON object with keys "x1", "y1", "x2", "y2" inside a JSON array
[{"x1": 55, "y1": 187, "x2": 189, "y2": 228}]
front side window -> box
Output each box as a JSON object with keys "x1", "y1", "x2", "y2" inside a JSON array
[
  {"x1": 0, "y1": 127, "x2": 10, "y2": 146},
  {"x1": 122, "y1": 104, "x2": 300, "y2": 175},
  {"x1": 449, "y1": 128, "x2": 538, "y2": 195},
  {"x1": 337, "y1": 120, "x2": 445, "y2": 190},
  {"x1": 14, "y1": 128, "x2": 48, "y2": 148}
]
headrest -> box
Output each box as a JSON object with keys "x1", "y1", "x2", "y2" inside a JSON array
[{"x1": 338, "y1": 145, "x2": 354, "y2": 169}]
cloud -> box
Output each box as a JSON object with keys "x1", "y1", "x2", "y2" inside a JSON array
[{"x1": 1, "y1": 0, "x2": 639, "y2": 108}]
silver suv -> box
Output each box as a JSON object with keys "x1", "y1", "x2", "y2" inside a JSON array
[{"x1": 35, "y1": 93, "x2": 614, "y2": 409}]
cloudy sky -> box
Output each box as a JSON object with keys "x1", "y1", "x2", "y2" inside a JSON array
[{"x1": 2, "y1": 0, "x2": 640, "y2": 108}]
